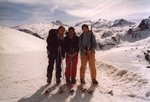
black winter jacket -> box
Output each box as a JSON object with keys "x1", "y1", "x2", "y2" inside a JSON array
[
  {"x1": 47, "y1": 29, "x2": 65, "y2": 58},
  {"x1": 64, "y1": 35, "x2": 79, "y2": 54}
]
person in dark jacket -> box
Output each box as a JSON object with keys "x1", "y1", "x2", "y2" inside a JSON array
[
  {"x1": 46, "y1": 26, "x2": 65, "y2": 84},
  {"x1": 64, "y1": 27, "x2": 79, "y2": 84}
]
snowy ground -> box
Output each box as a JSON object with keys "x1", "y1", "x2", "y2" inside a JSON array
[
  {"x1": 1, "y1": 51, "x2": 150, "y2": 102},
  {"x1": 0, "y1": 26, "x2": 150, "y2": 102}
]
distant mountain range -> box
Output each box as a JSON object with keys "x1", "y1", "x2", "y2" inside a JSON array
[{"x1": 12, "y1": 17, "x2": 150, "y2": 50}]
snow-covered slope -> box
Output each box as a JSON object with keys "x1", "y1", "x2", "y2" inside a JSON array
[
  {"x1": 0, "y1": 26, "x2": 47, "y2": 102},
  {"x1": 96, "y1": 36, "x2": 150, "y2": 99},
  {"x1": 13, "y1": 21, "x2": 69, "y2": 39},
  {"x1": 97, "y1": 35, "x2": 150, "y2": 79},
  {"x1": 98, "y1": 37, "x2": 150, "y2": 71},
  {"x1": 0, "y1": 26, "x2": 46, "y2": 53},
  {"x1": 13, "y1": 23, "x2": 58, "y2": 40},
  {"x1": 0, "y1": 25, "x2": 150, "y2": 102}
]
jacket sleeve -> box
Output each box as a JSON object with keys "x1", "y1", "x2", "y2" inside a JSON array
[
  {"x1": 63, "y1": 37, "x2": 67, "y2": 56},
  {"x1": 91, "y1": 33, "x2": 97, "y2": 51},
  {"x1": 74, "y1": 37, "x2": 79, "y2": 53},
  {"x1": 59, "y1": 39, "x2": 65, "y2": 58},
  {"x1": 46, "y1": 33, "x2": 52, "y2": 51},
  {"x1": 78, "y1": 35, "x2": 84, "y2": 51}
]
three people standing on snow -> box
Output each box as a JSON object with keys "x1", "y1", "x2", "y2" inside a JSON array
[{"x1": 46, "y1": 24, "x2": 98, "y2": 85}]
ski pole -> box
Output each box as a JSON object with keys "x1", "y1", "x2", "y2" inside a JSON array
[
  {"x1": 59, "y1": 49, "x2": 65, "y2": 84},
  {"x1": 69, "y1": 56, "x2": 73, "y2": 83},
  {"x1": 53, "y1": 49, "x2": 60, "y2": 84}
]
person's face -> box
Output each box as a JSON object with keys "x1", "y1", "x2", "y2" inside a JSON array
[
  {"x1": 58, "y1": 28, "x2": 65, "y2": 36},
  {"x1": 82, "y1": 27, "x2": 89, "y2": 33},
  {"x1": 68, "y1": 29, "x2": 75, "y2": 38}
]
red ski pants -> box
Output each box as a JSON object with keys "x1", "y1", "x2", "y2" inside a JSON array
[{"x1": 65, "y1": 54, "x2": 78, "y2": 80}]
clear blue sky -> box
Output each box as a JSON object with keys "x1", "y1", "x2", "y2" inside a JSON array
[{"x1": 0, "y1": 0, "x2": 150, "y2": 27}]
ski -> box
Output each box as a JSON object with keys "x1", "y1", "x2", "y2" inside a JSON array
[
  {"x1": 69, "y1": 84, "x2": 76, "y2": 94},
  {"x1": 58, "y1": 84, "x2": 67, "y2": 94},
  {"x1": 69, "y1": 89, "x2": 75, "y2": 94},
  {"x1": 87, "y1": 84, "x2": 97, "y2": 94},
  {"x1": 77, "y1": 84, "x2": 87, "y2": 92},
  {"x1": 42, "y1": 84, "x2": 58, "y2": 95},
  {"x1": 58, "y1": 83, "x2": 76, "y2": 94}
]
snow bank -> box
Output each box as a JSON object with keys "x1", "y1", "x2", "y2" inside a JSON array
[{"x1": 0, "y1": 26, "x2": 46, "y2": 54}]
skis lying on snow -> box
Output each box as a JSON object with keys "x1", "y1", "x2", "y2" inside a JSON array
[{"x1": 58, "y1": 83, "x2": 75, "y2": 94}]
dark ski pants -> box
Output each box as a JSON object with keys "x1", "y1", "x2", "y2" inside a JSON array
[
  {"x1": 65, "y1": 54, "x2": 78, "y2": 80},
  {"x1": 47, "y1": 54, "x2": 62, "y2": 80}
]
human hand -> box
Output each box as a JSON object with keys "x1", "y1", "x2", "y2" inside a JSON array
[{"x1": 87, "y1": 50, "x2": 92, "y2": 54}]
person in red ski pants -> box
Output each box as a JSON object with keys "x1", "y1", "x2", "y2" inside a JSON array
[{"x1": 64, "y1": 27, "x2": 79, "y2": 84}]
